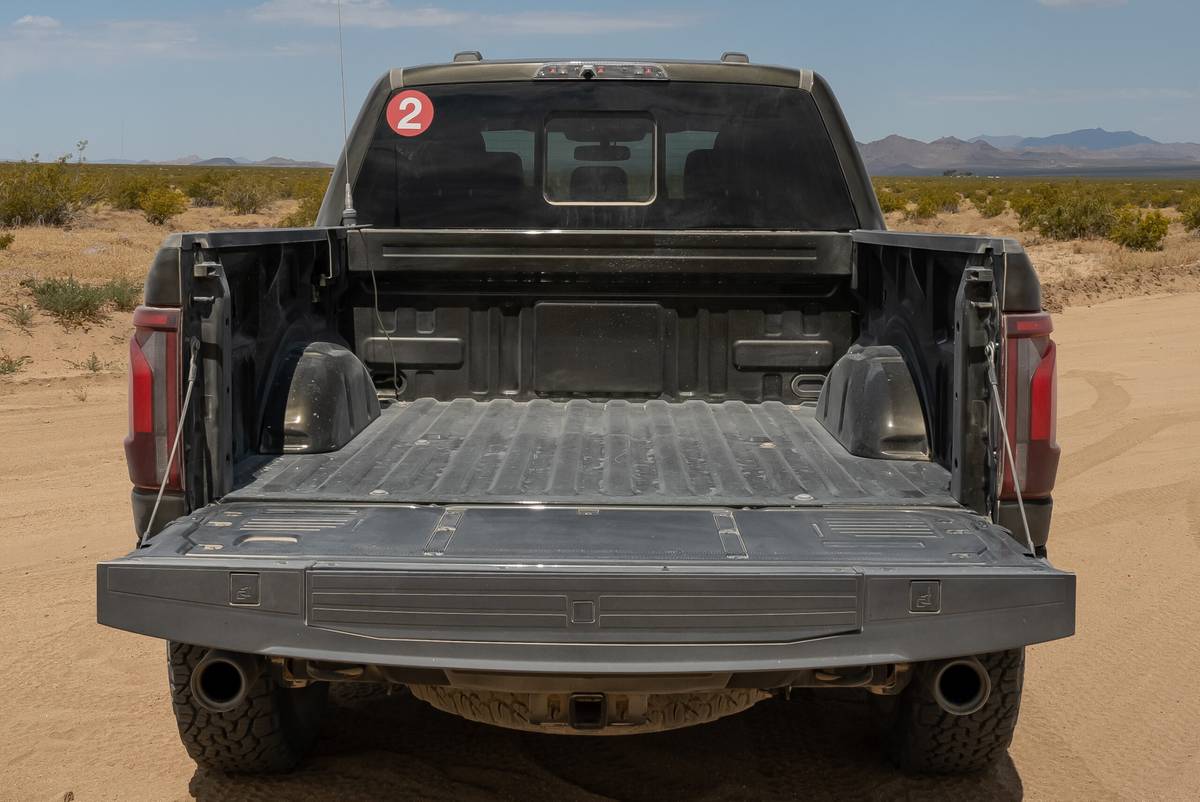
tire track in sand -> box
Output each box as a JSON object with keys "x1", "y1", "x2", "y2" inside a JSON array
[
  {"x1": 1058, "y1": 370, "x2": 1132, "y2": 431},
  {"x1": 1056, "y1": 409, "x2": 1200, "y2": 484}
]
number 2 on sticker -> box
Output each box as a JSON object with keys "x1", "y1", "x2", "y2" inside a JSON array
[
  {"x1": 386, "y1": 90, "x2": 434, "y2": 137},
  {"x1": 395, "y1": 97, "x2": 422, "y2": 130}
]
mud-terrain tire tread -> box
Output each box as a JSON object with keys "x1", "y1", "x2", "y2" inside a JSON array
[
  {"x1": 167, "y1": 642, "x2": 327, "y2": 773},
  {"x1": 408, "y1": 685, "x2": 770, "y2": 735},
  {"x1": 886, "y1": 648, "x2": 1024, "y2": 774}
]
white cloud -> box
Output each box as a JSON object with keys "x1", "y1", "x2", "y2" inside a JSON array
[
  {"x1": 929, "y1": 87, "x2": 1196, "y2": 104},
  {"x1": 1037, "y1": 0, "x2": 1127, "y2": 8},
  {"x1": 930, "y1": 92, "x2": 1025, "y2": 103},
  {"x1": 95, "y1": 20, "x2": 199, "y2": 52},
  {"x1": 0, "y1": 17, "x2": 202, "y2": 79},
  {"x1": 0, "y1": 1, "x2": 693, "y2": 80},
  {"x1": 271, "y1": 40, "x2": 336, "y2": 56},
  {"x1": 250, "y1": 0, "x2": 689, "y2": 33},
  {"x1": 492, "y1": 12, "x2": 683, "y2": 35},
  {"x1": 251, "y1": 0, "x2": 468, "y2": 28},
  {"x1": 12, "y1": 15, "x2": 61, "y2": 30}
]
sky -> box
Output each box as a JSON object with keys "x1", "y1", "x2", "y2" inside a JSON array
[{"x1": 1, "y1": 0, "x2": 1197, "y2": 162}]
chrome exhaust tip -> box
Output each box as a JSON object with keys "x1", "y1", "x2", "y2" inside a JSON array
[
  {"x1": 189, "y1": 650, "x2": 263, "y2": 713},
  {"x1": 930, "y1": 657, "x2": 991, "y2": 716}
]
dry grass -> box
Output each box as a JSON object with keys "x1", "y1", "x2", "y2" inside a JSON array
[
  {"x1": 0, "y1": 200, "x2": 297, "y2": 285},
  {"x1": 888, "y1": 207, "x2": 1200, "y2": 302},
  {"x1": 885, "y1": 205, "x2": 1024, "y2": 238},
  {"x1": 0, "y1": 350, "x2": 31, "y2": 376},
  {"x1": 1103, "y1": 228, "x2": 1200, "y2": 274},
  {"x1": 0, "y1": 200, "x2": 293, "y2": 381}
]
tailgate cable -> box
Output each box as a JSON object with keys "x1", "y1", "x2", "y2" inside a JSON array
[
  {"x1": 984, "y1": 340, "x2": 1037, "y2": 557},
  {"x1": 369, "y1": 267, "x2": 402, "y2": 400},
  {"x1": 139, "y1": 338, "x2": 201, "y2": 548}
]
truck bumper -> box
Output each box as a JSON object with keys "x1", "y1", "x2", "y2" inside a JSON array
[{"x1": 97, "y1": 502, "x2": 1075, "y2": 675}]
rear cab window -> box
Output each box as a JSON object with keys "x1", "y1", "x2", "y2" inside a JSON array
[{"x1": 354, "y1": 81, "x2": 858, "y2": 230}]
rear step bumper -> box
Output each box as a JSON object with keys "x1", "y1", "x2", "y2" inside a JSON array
[{"x1": 97, "y1": 503, "x2": 1074, "y2": 675}]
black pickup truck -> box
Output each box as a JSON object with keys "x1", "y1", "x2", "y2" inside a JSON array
[{"x1": 97, "y1": 55, "x2": 1074, "y2": 775}]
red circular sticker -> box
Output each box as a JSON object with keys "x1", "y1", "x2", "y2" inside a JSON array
[{"x1": 385, "y1": 90, "x2": 434, "y2": 137}]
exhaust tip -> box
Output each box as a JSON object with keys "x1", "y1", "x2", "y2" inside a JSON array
[
  {"x1": 931, "y1": 658, "x2": 991, "y2": 716},
  {"x1": 190, "y1": 651, "x2": 261, "y2": 713}
]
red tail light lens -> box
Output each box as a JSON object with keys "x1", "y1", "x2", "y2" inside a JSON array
[
  {"x1": 125, "y1": 306, "x2": 181, "y2": 490},
  {"x1": 1000, "y1": 312, "x2": 1060, "y2": 499}
]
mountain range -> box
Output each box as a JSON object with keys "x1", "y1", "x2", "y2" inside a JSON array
[
  {"x1": 859, "y1": 128, "x2": 1200, "y2": 176},
  {"x1": 970, "y1": 128, "x2": 1158, "y2": 151},
  {"x1": 19, "y1": 127, "x2": 1199, "y2": 177}
]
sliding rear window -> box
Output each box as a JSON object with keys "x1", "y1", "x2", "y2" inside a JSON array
[
  {"x1": 544, "y1": 113, "x2": 656, "y2": 204},
  {"x1": 354, "y1": 81, "x2": 857, "y2": 230}
]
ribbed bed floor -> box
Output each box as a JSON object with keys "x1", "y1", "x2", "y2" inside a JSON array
[{"x1": 229, "y1": 399, "x2": 955, "y2": 507}]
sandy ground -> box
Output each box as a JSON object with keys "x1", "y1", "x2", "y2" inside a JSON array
[{"x1": 1, "y1": 289, "x2": 1198, "y2": 800}]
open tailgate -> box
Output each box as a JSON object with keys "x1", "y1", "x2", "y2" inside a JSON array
[{"x1": 98, "y1": 502, "x2": 1074, "y2": 675}]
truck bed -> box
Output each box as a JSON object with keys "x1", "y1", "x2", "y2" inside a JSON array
[{"x1": 229, "y1": 398, "x2": 955, "y2": 508}]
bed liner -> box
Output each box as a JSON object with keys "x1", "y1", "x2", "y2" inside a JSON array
[{"x1": 229, "y1": 398, "x2": 954, "y2": 508}]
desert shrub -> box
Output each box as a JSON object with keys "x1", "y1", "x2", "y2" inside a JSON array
[
  {"x1": 21, "y1": 276, "x2": 109, "y2": 328},
  {"x1": 0, "y1": 231, "x2": 12, "y2": 250},
  {"x1": 1146, "y1": 189, "x2": 1179, "y2": 209},
  {"x1": 67, "y1": 352, "x2": 109, "y2": 373},
  {"x1": 1107, "y1": 207, "x2": 1169, "y2": 251},
  {"x1": 1007, "y1": 189, "x2": 1042, "y2": 222},
  {"x1": 875, "y1": 189, "x2": 907, "y2": 214},
  {"x1": 183, "y1": 171, "x2": 230, "y2": 207},
  {"x1": 2, "y1": 303, "x2": 35, "y2": 331},
  {"x1": 277, "y1": 194, "x2": 323, "y2": 228},
  {"x1": 221, "y1": 175, "x2": 273, "y2": 214},
  {"x1": 102, "y1": 276, "x2": 143, "y2": 311},
  {"x1": 904, "y1": 195, "x2": 939, "y2": 222},
  {"x1": 108, "y1": 174, "x2": 164, "y2": 211},
  {"x1": 978, "y1": 194, "x2": 1007, "y2": 218},
  {"x1": 0, "y1": 163, "x2": 335, "y2": 222},
  {"x1": 277, "y1": 188, "x2": 324, "y2": 227},
  {"x1": 867, "y1": 177, "x2": 1200, "y2": 227},
  {"x1": 1015, "y1": 184, "x2": 1115, "y2": 240},
  {"x1": 0, "y1": 350, "x2": 31, "y2": 376},
  {"x1": 292, "y1": 176, "x2": 327, "y2": 198},
  {"x1": 941, "y1": 195, "x2": 962, "y2": 213},
  {"x1": 923, "y1": 185, "x2": 961, "y2": 213},
  {"x1": 1180, "y1": 195, "x2": 1200, "y2": 234},
  {"x1": 73, "y1": 170, "x2": 108, "y2": 206},
  {"x1": 0, "y1": 158, "x2": 83, "y2": 226},
  {"x1": 139, "y1": 187, "x2": 188, "y2": 225}
]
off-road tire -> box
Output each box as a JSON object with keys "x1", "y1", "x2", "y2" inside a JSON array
[
  {"x1": 408, "y1": 685, "x2": 770, "y2": 735},
  {"x1": 885, "y1": 649, "x2": 1024, "y2": 774},
  {"x1": 167, "y1": 642, "x2": 328, "y2": 773}
]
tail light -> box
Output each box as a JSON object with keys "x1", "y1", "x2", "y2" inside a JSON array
[
  {"x1": 125, "y1": 306, "x2": 181, "y2": 490},
  {"x1": 999, "y1": 312, "x2": 1060, "y2": 499}
]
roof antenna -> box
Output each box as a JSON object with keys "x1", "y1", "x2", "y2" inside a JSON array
[{"x1": 336, "y1": 0, "x2": 356, "y2": 226}]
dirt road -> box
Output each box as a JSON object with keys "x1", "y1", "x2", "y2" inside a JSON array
[{"x1": 2, "y1": 292, "x2": 1199, "y2": 801}]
